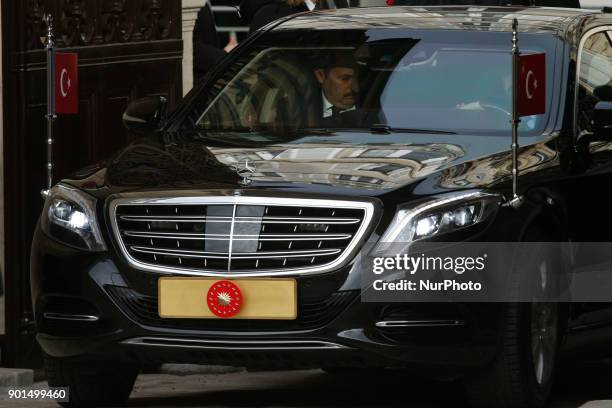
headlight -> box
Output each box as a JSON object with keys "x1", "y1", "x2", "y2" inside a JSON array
[
  {"x1": 40, "y1": 184, "x2": 107, "y2": 251},
  {"x1": 373, "y1": 190, "x2": 500, "y2": 255}
]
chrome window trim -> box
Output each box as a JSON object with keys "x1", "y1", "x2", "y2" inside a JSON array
[
  {"x1": 574, "y1": 25, "x2": 612, "y2": 139},
  {"x1": 109, "y1": 193, "x2": 376, "y2": 277}
]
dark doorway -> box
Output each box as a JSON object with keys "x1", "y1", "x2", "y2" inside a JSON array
[{"x1": 1, "y1": 0, "x2": 183, "y2": 368}]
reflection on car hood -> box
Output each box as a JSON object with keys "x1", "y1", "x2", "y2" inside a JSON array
[
  {"x1": 209, "y1": 142, "x2": 465, "y2": 190},
  {"x1": 62, "y1": 131, "x2": 559, "y2": 199}
]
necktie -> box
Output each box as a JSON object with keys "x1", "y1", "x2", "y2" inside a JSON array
[{"x1": 331, "y1": 107, "x2": 342, "y2": 126}]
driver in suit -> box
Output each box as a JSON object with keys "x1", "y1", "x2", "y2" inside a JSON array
[{"x1": 311, "y1": 51, "x2": 361, "y2": 127}]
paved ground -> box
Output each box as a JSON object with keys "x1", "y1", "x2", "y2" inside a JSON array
[{"x1": 1, "y1": 367, "x2": 612, "y2": 408}]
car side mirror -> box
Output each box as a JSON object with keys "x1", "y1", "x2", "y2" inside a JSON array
[
  {"x1": 592, "y1": 101, "x2": 612, "y2": 139},
  {"x1": 122, "y1": 96, "x2": 167, "y2": 134}
]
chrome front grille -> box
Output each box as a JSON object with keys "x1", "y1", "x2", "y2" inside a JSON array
[{"x1": 110, "y1": 195, "x2": 374, "y2": 276}]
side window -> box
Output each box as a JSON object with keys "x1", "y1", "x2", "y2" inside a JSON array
[{"x1": 577, "y1": 30, "x2": 612, "y2": 135}]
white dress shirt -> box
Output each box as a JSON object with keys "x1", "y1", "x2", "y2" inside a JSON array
[{"x1": 322, "y1": 92, "x2": 356, "y2": 118}]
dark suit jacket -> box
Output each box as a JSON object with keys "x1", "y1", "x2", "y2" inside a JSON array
[
  {"x1": 193, "y1": 3, "x2": 227, "y2": 82},
  {"x1": 305, "y1": 91, "x2": 373, "y2": 129},
  {"x1": 240, "y1": 0, "x2": 309, "y2": 33}
]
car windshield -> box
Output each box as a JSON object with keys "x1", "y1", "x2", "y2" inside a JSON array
[{"x1": 182, "y1": 29, "x2": 558, "y2": 140}]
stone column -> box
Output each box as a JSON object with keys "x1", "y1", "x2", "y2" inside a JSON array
[{"x1": 182, "y1": 0, "x2": 206, "y2": 96}]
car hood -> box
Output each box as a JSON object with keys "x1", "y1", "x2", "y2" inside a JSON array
[{"x1": 62, "y1": 130, "x2": 559, "y2": 200}]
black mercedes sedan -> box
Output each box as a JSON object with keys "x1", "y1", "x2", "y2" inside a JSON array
[{"x1": 31, "y1": 5, "x2": 612, "y2": 408}]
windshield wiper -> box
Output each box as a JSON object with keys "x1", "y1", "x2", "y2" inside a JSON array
[
  {"x1": 292, "y1": 128, "x2": 336, "y2": 135},
  {"x1": 370, "y1": 124, "x2": 457, "y2": 135},
  {"x1": 196, "y1": 126, "x2": 259, "y2": 133}
]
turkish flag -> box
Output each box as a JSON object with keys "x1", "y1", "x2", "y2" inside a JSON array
[
  {"x1": 518, "y1": 53, "x2": 545, "y2": 117},
  {"x1": 55, "y1": 52, "x2": 78, "y2": 114}
]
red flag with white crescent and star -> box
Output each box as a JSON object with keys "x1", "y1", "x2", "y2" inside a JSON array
[
  {"x1": 54, "y1": 52, "x2": 79, "y2": 114},
  {"x1": 518, "y1": 53, "x2": 545, "y2": 117}
]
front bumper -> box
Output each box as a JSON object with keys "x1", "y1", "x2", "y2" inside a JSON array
[{"x1": 30, "y1": 223, "x2": 503, "y2": 378}]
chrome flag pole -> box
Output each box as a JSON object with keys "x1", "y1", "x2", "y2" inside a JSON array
[
  {"x1": 41, "y1": 14, "x2": 56, "y2": 200},
  {"x1": 508, "y1": 18, "x2": 523, "y2": 208}
]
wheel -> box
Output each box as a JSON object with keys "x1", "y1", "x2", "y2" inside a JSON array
[
  {"x1": 465, "y1": 301, "x2": 559, "y2": 408},
  {"x1": 44, "y1": 355, "x2": 139, "y2": 408},
  {"x1": 465, "y1": 235, "x2": 562, "y2": 408}
]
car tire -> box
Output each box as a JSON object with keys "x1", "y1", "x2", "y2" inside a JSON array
[
  {"x1": 44, "y1": 355, "x2": 139, "y2": 408},
  {"x1": 465, "y1": 302, "x2": 558, "y2": 408},
  {"x1": 465, "y1": 233, "x2": 562, "y2": 408}
]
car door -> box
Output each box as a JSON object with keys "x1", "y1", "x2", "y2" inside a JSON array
[{"x1": 568, "y1": 27, "x2": 612, "y2": 331}]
